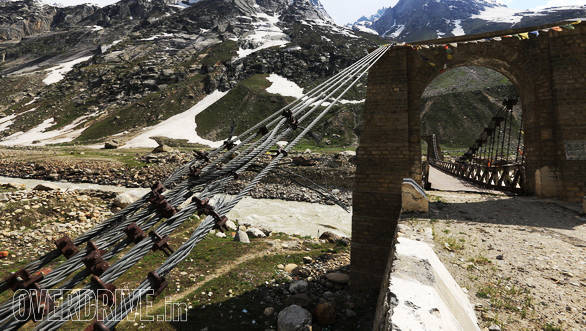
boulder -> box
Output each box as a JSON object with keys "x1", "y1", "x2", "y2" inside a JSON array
[
  {"x1": 319, "y1": 231, "x2": 341, "y2": 243},
  {"x1": 225, "y1": 220, "x2": 238, "y2": 232},
  {"x1": 235, "y1": 230, "x2": 250, "y2": 244},
  {"x1": 215, "y1": 232, "x2": 227, "y2": 238},
  {"x1": 113, "y1": 189, "x2": 144, "y2": 208},
  {"x1": 277, "y1": 305, "x2": 312, "y2": 331},
  {"x1": 104, "y1": 140, "x2": 120, "y2": 149},
  {"x1": 284, "y1": 263, "x2": 298, "y2": 273},
  {"x1": 246, "y1": 227, "x2": 266, "y2": 238},
  {"x1": 325, "y1": 272, "x2": 349, "y2": 284},
  {"x1": 313, "y1": 302, "x2": 336, "y2": 325},
  {"x1": 151, "y1": 144, "x2": 175, "y2": 153},
  {"x1": 33, "y1": 183, "x2": 59, "y2": 191},
  {"x1": 288, "y1": 280, "x2": 308, "y2": 294},
  {"x1": 401, "y1": 178, "x2": 429, "y2": 213}
]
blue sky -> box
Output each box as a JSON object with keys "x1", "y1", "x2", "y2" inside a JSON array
[{"x1": 45, "y1": 0, "x2": 586, "y2": 25}]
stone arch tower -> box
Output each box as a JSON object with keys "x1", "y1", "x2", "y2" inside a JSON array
[{"x1": 351, "y1": 21, "x2": 586, "y2": 300}]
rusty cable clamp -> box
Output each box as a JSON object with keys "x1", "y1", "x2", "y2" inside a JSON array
[
  {"x1": 55, "y1": 235, "x2": 79, "y2": 259},
  {"x1": 223, "y1": 139, "x2": 237, "y2": 151},
  {"x1": 192, "y1": 197, "x2": 229, "y2": 232},
  {"x1": 281, "y1": 109, "x2": 299, "y2": 130},
  {"x1": 123, "y1": 223, "x2": 146, "y2": 244},
  {"x1": 194, "y1": 150, "x2": 210, "y2": 163},
  {"x1": 82, "y1": 242, "x2": 110, "y2": 276},
  {"x1": 149, "y1": 231, "x2": 174, "y2": 256},
  {"x1": 147, "y1": 271, "x2": 168, "y2": 297},
  {"x1": 149, "y1": 182, "x2": 177, "y2": 219},
  {"x1": 4, "y1": 269, "x2": 55, "y2": 321},
  {"x1": 90, "y1": 275, "x2": 116, "y2": 306}
]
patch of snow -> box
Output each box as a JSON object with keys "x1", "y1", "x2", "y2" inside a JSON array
[
  {"x1": 265, "y1": 74, "x2": 304, "y2": 98},
  {"x1": 90, "y1": 25, "x2": 103, "y2": 32},
  {"x1": 436, "y1": 30, "x2": 446, "y2": 38},
  {"x1": 470, "y1": 6, "x2": 522, "y2": 24},
  {"x1": 0, "y1": 114, "x2": 92, "y2": 146},
  {"x1": 24, "y1": 97, "x2": 39, "y2": 106},
  {"x1": 101, "y1": 39, "x2": 122, "y2": 52},
  {"x1": 122, "y1": 90, "x2": 229, "y2": 149},
  {"x1": 139, "y1": 33, "x2": 174, "y2": 41},
  {"x1": 353, "y1": 24, "x2": 379, "y2": 35},
  {"x1": 452, "y1": 19, "x2": 465, "y2": 36},
  {"x1": 386, "y1": 25, "x2": 405, "y2": 38},
  {"x1": 236, "y1": 12, "x2": 290, "y2": 59},
  {"x1": 43, "y1": 56, "x2": 93, "y2": 85},
  {"x1": 0, "y1": 114, "x2": 17, "y2": 133}
]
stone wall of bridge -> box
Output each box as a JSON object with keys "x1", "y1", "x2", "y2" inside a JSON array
[{"x1": 352, "y1": 22, "x2": 585, "y2": 326}]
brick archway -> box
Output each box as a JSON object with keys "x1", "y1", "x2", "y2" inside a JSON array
[{"x1": 350, "y1": 22, "x2": 585, "y2": 305}]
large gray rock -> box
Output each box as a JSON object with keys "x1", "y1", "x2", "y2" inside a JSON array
[
  {"x1": 277, "y1": 305, "x2": 312, "y2": 331},
  {"x1": 246, "y1": 227, "x2": 266, "y2": 238},
  {"x1": 104, "y1": 140, "x2": 120, "y2": 149},
  {"x1": 113, "y1": 189, "x2": 144, "y2": 208},
  {"x1": 152, "y1": 144, "x2": 175, "y2": 153}
]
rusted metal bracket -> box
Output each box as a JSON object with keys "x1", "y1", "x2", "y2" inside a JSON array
[
  {"x1": 90, "y1": 275, "x2": 116, "y2": 306},
  {"x1": 194, "y1": 150, "x2": 210, "y2": 163},
  {"x1": 147, "y1": 271, "x2": 168, "y2": 297},
  {"x1": 123, "y1": 223, "x2": 146, "y2": 244},
  {"x1": 223, "y1": 139, "x2": 236, "y2": 150},
  {"x1": 4, "y1": 269, "x2": 44, "y2": 291},
  {"x1": 150, "y1": 231, "x2": 174, "y2": 256},
  {"x1": 148, "y1": 182, "x2": 176, "y2": 218},
  {"x1": 192, "y1": 197, "x2": 229, "y2": 232},
  {"x1": 55, "y1": 235, "x2": 79, "y2": 259},
  {"x1": 82, "y1": 242, "x2": 109, "y2": 276}
]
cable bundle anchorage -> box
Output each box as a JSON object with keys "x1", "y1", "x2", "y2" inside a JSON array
[
  {"x1": 82, "y1": 242, "x2": 110, "y2": 276},
  {"x1": 149, "y1": 182, "x2": 176, "y2": 219},
  {"x1": 223, "y1": 139, "x2": 237, "y2": 150},
  {"x1": 257, "y1": 125, "x2": 269, "y2": 136},
  {"x1": 150, "y1": 231, "x2": 174, "y2": 256},
  {"x1": 194, "y1": 150, "x2": 210, "y2": 162},
  {"x1": 192, "y1": 197, "x2": 229, "y2": 232},
  {"x1": 55, "y1": 235, "x2": 79, "y2": 259},
  {"x1": 123, "y1": 223, "x2": 146, "y2": 244},
  {"x1": 4, "y1": 269, "x2": 44, "y2": 292},
  {"x1": 90, "y1": 275, "x2": 116, "y2": 306},
  {"x1": 147, "y1": 271, "x2": 168, "y2": 297}
]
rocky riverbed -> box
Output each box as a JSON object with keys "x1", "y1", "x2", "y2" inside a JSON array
[{"x1": 0, "y1": 147, "x2": 355, "y2": 205}]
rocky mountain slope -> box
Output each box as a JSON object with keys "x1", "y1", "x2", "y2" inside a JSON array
[
  {"x1": 348, "y1": 0, "x2": 586, "y2": 41},
  {"x1": 0, "y1": 0, "x2": 381, "y2": 148}
]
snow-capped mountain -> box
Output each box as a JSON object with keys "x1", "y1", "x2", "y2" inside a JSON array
[
  {"x1": 345, "y1": 7, "x2": 388, "y2": 35},
  {"x1": 348, "y1": 0, "x2": 586, "y2": 41}
]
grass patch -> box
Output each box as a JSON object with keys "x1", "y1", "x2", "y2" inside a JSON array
[
  {"x1": 468, "y1": 255, "x2": 491, "y2": 265},
  {"x1": 200, "y1": 41, "x2": 238, "y2": 66}
]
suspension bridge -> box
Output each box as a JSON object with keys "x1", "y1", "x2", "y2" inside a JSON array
[{"x1": 0, "y1": 20, "x2": 584, "y2": 330}]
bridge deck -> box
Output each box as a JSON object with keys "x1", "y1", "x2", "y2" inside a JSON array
[{"x1": 428, "y1": 165, "x2": 503, "y2": 195}]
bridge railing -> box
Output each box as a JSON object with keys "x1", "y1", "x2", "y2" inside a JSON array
[{"x1": 430, "y1": 159, "x2": 525, "y2": 193}]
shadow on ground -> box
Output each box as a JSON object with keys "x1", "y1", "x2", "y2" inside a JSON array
[{"x1": 168, "y1": 264, "x2": 376, "y2": 331}]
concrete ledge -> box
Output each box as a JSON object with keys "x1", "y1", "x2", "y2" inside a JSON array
[{"x1": 390, "y1": 237, "x2": 480, "y2": 331}]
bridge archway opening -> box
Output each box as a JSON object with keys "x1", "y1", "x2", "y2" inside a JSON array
[{"x1": 419, "y1": 65, "x2": 525, "y2": 192}]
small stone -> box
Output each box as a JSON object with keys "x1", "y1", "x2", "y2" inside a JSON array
[
  {"x1": 225, "y1": 220, "x2": 238, "y2": 231},
  {"x1": 284, "y1": 263, "x2": 298, "y2": 273},
  {"x1": 302, "y1": 256, "x2": 313, "y2": 264},
  {"x1": 319, "y1": 231, "x2": 341, "y2": 243},
  {"x1": 277, "y1": 305, "x2": 311, "y2": 331},
  {"x1": 345, "y1": 308, "x2": 356, "y2": 317},
  {"x1": 488, "y1": 324, "x2": 501, "y2": 331},
  {"x1": 263, "y1": 307, "x2": 275, "y2": 316},
  {"x1": 289, "y1": 280, "x2": 308, "y2": 294},
  {"x1": 277, "y1": 264, "x2": 285, "y2": 270},
  {"x1": 113, "y1": 189, "x2": 144, "y2": 208},
  {"x1": 325, "y1": 272, "x2": 349, "y2": 284},
  {"x1": 496, "y1": 254, "x2": 504, "y2": 260},
  {"x1": 235, "y1": 230, "x2": 250, "y2": 244},
  {"x1": 215, "y1": 232, "x2": 227, "y2": 238}
]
